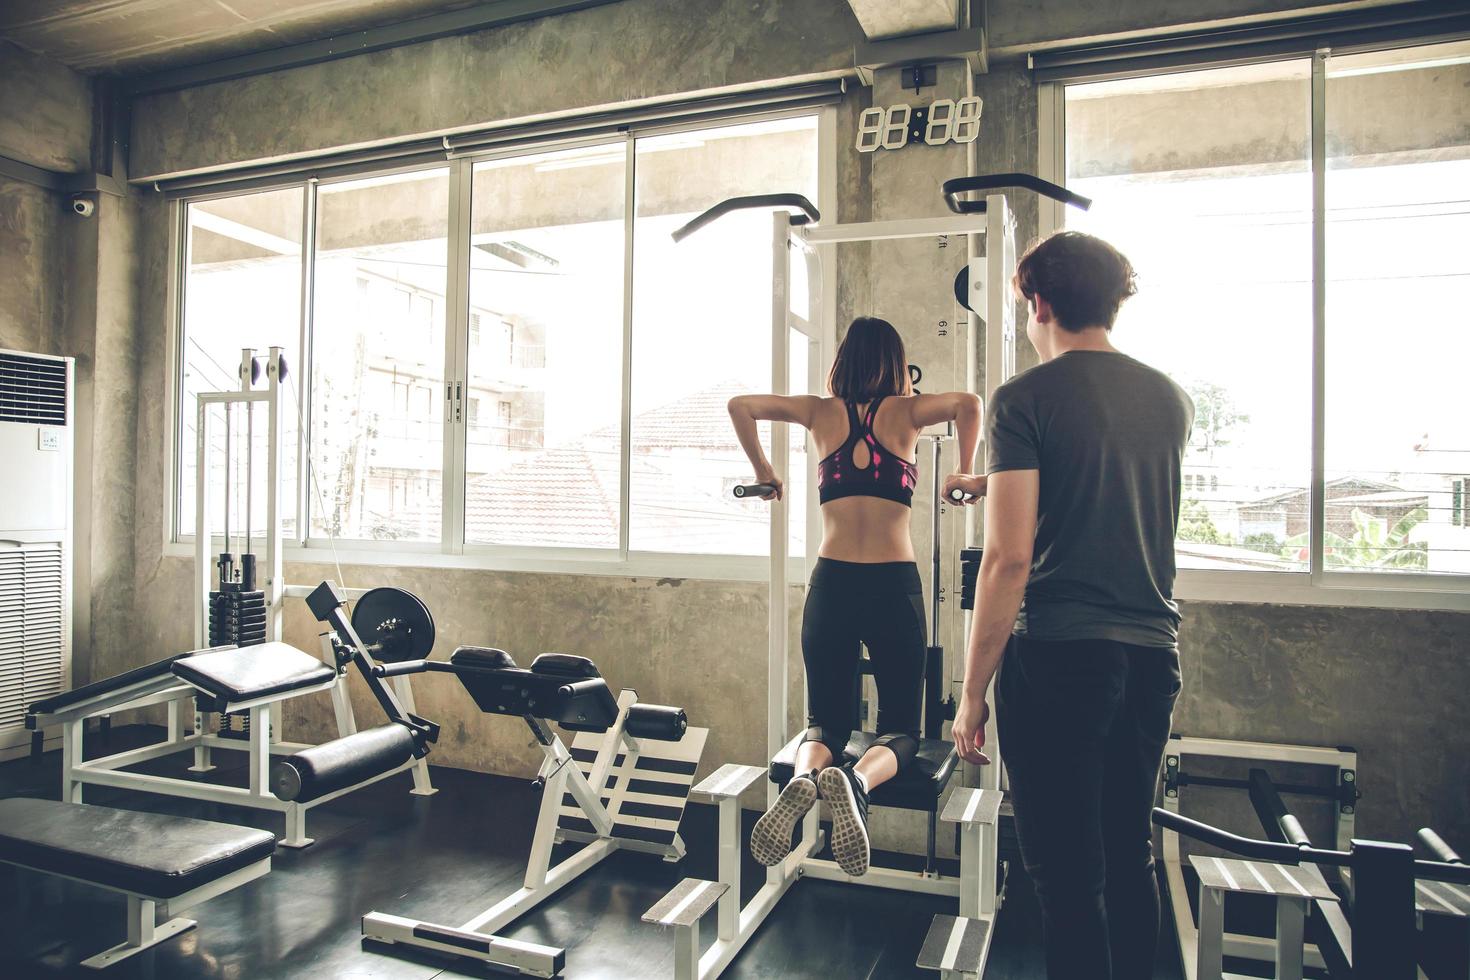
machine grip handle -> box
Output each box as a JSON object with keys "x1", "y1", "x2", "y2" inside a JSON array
[
  {"x1": 672, "y1": 194, "x2": 820, "y2": 243},
  {"x1": 1419, "y1": 827, "x2": 1463, "y2": 864},
  {"x1": 271, "y1": 724, "x2": 417, "y2": 802},
  {"x1": 942, "y1": 173, "x2": 1092, "y2": 214},
  {"x1": 733, "y1": 483, "x2": 778, "y2": 499}
]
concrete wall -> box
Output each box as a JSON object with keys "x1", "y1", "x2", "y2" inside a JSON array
[
  {"x1": 0, "y1": 176, "x2": 66, "y2": 356},
  {"x1": 0, "y1": 39, "x2": 92, "y2": 173},
  {"x1": 51, "y1": 0, "x2": 1468, "y2": 855}
]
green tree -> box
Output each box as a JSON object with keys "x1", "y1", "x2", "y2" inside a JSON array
[
  {"x1": 1178, "y1": 498, "x2": 1224, "y2": 545},
  {"x1": 1282, "y1": 507, "x2": 1428, "y2": 570},
  {"x1": 1186, "y1": 381, "x2": 1250, "y2": 460}
]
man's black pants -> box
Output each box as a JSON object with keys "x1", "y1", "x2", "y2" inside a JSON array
[{"x1": 997, "y1": 635, "x2": 1182, "y2": 980}]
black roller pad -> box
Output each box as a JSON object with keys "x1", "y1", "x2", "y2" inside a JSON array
[
  {"x1": 0, "y1": 798, "x2": 275, "y2": 899},
  {"x1": 626, "y1": 703, "x2": 687, "y2": 741},
  {"x1": 769, "y1": 731, "x2": 958, "y2": 812},
  {"x1": 271, "y1": 724, "x2": 416, "y2": 802}
]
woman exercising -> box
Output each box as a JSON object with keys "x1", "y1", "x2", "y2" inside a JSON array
[{"x1": 727, "y1": 316, "x2": 981, "y2": 877}]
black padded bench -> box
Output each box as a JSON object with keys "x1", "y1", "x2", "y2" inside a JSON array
[
  {"x1": 0, "y1": 798, "x2": 275, "y2": 969},
  {"x1": 770, "y1": 730, "x2": 959, "y2": 872}
]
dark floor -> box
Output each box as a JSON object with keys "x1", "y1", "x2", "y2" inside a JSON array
[{"x1": 0, "y1": 725, "x2": 1187, "y2": 979}]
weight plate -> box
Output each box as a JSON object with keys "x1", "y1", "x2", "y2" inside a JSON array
[{"x1": 351, "y1": 587, "x2": 435, "y2": 662}]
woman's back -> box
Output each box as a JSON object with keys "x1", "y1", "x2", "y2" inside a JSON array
[{"x1": 809, "y1": 396, "x2": 921, "y2": 563}]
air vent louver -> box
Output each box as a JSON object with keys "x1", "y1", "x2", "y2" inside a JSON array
[{"x1": 0, "y1": 353, "x2": 67, "y2": 425}]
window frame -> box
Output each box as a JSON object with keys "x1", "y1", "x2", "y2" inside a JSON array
[
  {"x1": 165, "y1": 105, "x2": 835, "y2": 582},
  {"x1": 1038, "y1": 44, "x2": 1470, "y2": 612}
]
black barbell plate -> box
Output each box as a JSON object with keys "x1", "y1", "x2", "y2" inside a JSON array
[{"x1": 351, "y1": 587, "x2": 436, "y2": 663}]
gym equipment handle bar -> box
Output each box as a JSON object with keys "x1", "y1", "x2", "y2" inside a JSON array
[
  {"x1": 733, "y1": 483, "x2": 777, "y2": 498},
  {"x1": 1154, "y1": 808, "x2": 1470, "y2": 886},
  {"x1": 671, "y1": 194, "x2": 821, "y2": 243},
  {"x1": 942, "y1": 173, "x2": 1092, "y2": 215}
]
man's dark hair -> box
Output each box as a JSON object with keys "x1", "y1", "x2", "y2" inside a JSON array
[
  {"x1": 1014, "y1": 231, "x2": 1138, "y2": 332},
  {"x1": 827, "y1": 317, "x2": 910, "y2": 402}
]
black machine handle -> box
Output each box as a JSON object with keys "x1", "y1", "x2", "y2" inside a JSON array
[
  {"x1": 943, "y1": 173, "x2": 1092, "y2": 215},
  {"x1": 372, "y1": 659, "x2": 457, "y2": 679},
  {"x1": 1418, "y1": 827, "x2": 1463, "y2": 864},
  {"x1": 947, "y1": 487, "x2": 978, "y2": 503},
  {"x1": 1152, "y1": 807, "x2": 1341, "y2": 867},
  {"x1": 1154, "y1": 807, "x2": 1470, "y2": 886},
  {"x1": 672, "y1": 194, "x2": 821, "y2": 243},
  {"x1": 733, "y1": 483, "x2": 778, "y2": 499}
]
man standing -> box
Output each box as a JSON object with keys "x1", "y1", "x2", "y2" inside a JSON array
[{"x1": 945, "y1": 231, "x2": 1194, "y2": 980}]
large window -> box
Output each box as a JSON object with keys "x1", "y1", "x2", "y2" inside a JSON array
[
  {"x1": 631, "y1": 117, "x2": 818, "y2": 555},
  {"x1": 174, "y1": 114, "x2": 821, "y2": 569},
  {"x1": 1061, "y1": 39, "x2": 1470, "y2": 591}
]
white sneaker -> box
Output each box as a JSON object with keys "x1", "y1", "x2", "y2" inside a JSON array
[{"x1": 749, "y1": 774, "x2": 818, "y2": 867}]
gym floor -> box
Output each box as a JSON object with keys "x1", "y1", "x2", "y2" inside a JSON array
[{"x1": 0, "y1": 725, "x2": 1186, "y2": 979}]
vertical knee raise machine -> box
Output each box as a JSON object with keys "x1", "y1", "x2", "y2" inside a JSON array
[
  {"x1": 26, "y1": 349, "x2": 436, "y2": 845},
  {"x1": 1159, "y1": 735, "x2": 1470, "y2": 980},
  {"x1": 361, "y1": 646, "x2": 706, "y2": 977},
  {"x1": 643, "y1": 176, "x2": 1090, "y2": 980}
]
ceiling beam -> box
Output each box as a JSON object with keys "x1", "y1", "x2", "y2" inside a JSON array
[
  {"x1": 845, "y1": 0, "x2": 960, "y2": 41},
  {"x1": 121, "y1": 0, "x2": 626, "y2": 98}
]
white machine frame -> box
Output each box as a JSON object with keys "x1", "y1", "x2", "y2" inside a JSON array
[
  {"x1": 28, "y1": 348, "x2": 434, "y2": 846},
  {"x1": 1160, "y1": 735, "x2": 1359, "y2": 980},
  {"x1": 646, "y1": 193, "x2": 1020, "y2": 980},
  {"x1": 364, "y1": 689, "x2": 708, "y2": 976}
]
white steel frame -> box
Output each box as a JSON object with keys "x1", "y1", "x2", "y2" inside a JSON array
[
  {"x1": 656, "y1": 192, "x2": 1017, "y2": 980},
  {"x1": 33, "y1": 351, "x2": 434, "y2": 846},
  {"x1": 362, "y1": 690, "x2": 704, "y2": 977},
  {"x1": 1160, "y1": 735, "x2": 1358, "y2": 980},
  {"x1": 1034, "y1": 61, "x2": 1470, "y2": 613},
  {"x1": 165, "y1": 106, "x2": 833, "y2": 585}
]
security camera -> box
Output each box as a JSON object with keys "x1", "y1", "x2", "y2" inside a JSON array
[{"x1": 71, "y1": 194, "x2": 96, "y2": 218}]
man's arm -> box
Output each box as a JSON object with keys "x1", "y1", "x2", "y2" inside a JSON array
[{"x1": 951, "y1": 468, "x2": 1038, "y2": 766}]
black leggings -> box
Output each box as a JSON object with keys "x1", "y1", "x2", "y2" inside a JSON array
[{"x1": 800, "y1": 558, "x2": 926, "y2": 772}]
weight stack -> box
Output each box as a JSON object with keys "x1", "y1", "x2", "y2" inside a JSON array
[
  {"x1": 207, "y1": 587, "x2": 268, "y2": 740},
  {"x1": 960, "y1": 548, "x2": 982, "y2": 611}
]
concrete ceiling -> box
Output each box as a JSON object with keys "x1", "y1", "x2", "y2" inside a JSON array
[
  {"x1": 0, "y1": 0, "x2": 490, "y2": 74},
  {"x1": 845, "y1": 0, "x2": 961, "y2": 40}
]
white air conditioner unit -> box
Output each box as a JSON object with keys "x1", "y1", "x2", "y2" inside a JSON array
[{"x1": 0, "y1": 349, "x2": 73, "y2": 759}]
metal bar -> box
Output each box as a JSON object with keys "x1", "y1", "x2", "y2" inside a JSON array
[
  {"x1": 443, "y1": 158, "x2": 472, "y2": 555},
  {"x1": 618, "y1": 135, "x2": 636, "y2": 557},
  {"x1": 1171, "y1": 735, "x2": 1356, "y2": 769},
  {"x1": 767, "y1": 211, "x2": 790, "y2": 811},
  {"x1": 295, "y1": 182, "x2": 316, "y2": 548},
  {"x1": 1309, "y1": 50, "x2": 1328, "y2": 586},
  {"x1": 799, "y1": 861, "x2": 963, "y2": 896},
  {"x1": 800, "y1": 214, "x2": 990, "y2": 245}
]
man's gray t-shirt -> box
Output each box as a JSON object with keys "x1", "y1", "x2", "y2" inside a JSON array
[{"x1": 987, "y1": 350, "x2": 1194, "y2": 648}]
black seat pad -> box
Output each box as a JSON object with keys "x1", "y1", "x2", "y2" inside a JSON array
[
  {"x1": 173, "y1": 642, "x2": 336, "y2": 705},
  {"x1": 769, "y1": 732, "x2": 958, "y2": 811},
  {"x1": 26, "y1": 647, "x2": 224, "y2": 719},
  {"x1": 0, "y1": 798, "x2": 276, "y2": 899},
  {"x1": 450, "y1": 646, "x2": 516, "y2": 669}
]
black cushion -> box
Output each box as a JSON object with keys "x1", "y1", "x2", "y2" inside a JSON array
[
  {"x1": 451, "y1": 646, "x2": 516, "y2": 669},
  {"x1": 769, "y1": 732, "x2": 958, "y2": 811},
  {"x1": 529, "y1": 652, "x2": 600, "y2": 678},
  {"x1": 172, "y1": 642, "x2": 336, "y2": 705},
  {"x1": 26, "y1": 647, "x2": 226, "y2": 721},
  {"x1": 0, "y1": 798, "x2": 276, "y2": 900}
]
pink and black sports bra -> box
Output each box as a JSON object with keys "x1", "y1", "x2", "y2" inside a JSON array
[{"x1": 816, "y1": 396, "x2": 918, "y2": 508}]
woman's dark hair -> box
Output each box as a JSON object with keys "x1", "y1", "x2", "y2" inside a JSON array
[
  {"x1": 827, "y1": 316, "x2": 910, "y2": 402},
  {"x1": 1014, "y1": 231, "x2": 1137, "y2": 332}
]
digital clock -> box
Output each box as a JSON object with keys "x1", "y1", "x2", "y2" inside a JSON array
[{"x1": 854, "y1": 96, "x2": 983, "y2": 152}]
